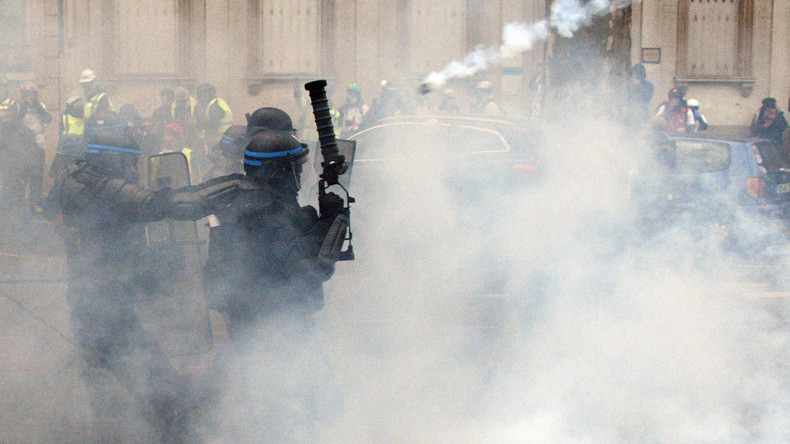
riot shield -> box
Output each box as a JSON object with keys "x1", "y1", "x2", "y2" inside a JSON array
[
  {"x1": 336, "y1": 139, "x2": 356, "y2": 191},
  {"x1": 140, "y1": 152, "x2": 212, "y2": 364}
]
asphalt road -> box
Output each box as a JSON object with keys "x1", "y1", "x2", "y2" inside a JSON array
[{"x1": 2, "y1": 222, "x2": 790, "y2": 441}]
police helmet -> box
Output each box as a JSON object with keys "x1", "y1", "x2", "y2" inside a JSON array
[
  {"x1": 686, "y1": 98, "x2": 700, "y2": 109},
  {"x1": 243, "y1": 131, "x2": 309, "y2": 188},
  {"x1": 215, "y1": 124, "x2": 248, "y2": 158},
  {"x1": 245, "y1": 107, "x2": 296, "y2": 135},
  {"x1": 85, "y1": 110, "x2": 141, "y2": 180},
  {"x1": 668, "y1": 88, "x2": 683, "y2": 100}
]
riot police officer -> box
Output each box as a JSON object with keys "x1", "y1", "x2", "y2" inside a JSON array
[
  {"x1": 44, "y1": 109, "x2": 239, "y2": 443},
  {"x1": 199, "y1": 128, "x2": 344, "y2": 442},
  {"x1": 203, "y1": 129, "x2": 342, "y2": 335}
]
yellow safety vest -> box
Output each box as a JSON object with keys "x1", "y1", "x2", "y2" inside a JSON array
[
  {"x1": 61, "y1": 113, "x2": 85, "y2": 136},
  {"x1": 84, "y1": 91, "x2": 111, "y2": 121},
  {"x1": 0, "y1": 98, "x2": 18, "y2": 120},
  {"x1": 205, "y1": 98, "x2": 233, "y2": 147}
]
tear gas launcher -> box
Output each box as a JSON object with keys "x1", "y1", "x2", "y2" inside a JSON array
[{"x1": 304, "y1": 79, "x2": 355, "y2": 262}]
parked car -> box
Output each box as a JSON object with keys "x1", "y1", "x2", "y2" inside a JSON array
[
  {"x1": 347, "y1": 114, "x2": 543, "y2": 198},
  {"x1": 633, "y1": 132, "x2": 790, "y2": 255}
]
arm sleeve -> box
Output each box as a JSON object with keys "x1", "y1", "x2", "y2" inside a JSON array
[
  {"x1": 98, "y1": 173, "x2": 243, "y2": 223},
  {"x1": 36, "y1": 102, "x2": 53, "y2": 124}
]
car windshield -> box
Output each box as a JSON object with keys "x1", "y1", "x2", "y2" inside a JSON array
[
  {"x1": 351, "y1": 122, "x2": 510, "y2": 161},
  {"x1": 752, "y1": 141, "x2": 790, "y2": 173},
  {"x1": 674, "y1": 140, "x2": 731, "y2": 173}
]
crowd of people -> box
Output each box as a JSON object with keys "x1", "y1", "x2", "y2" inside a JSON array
[{"x1": 626, "y1": 62, "x2": 787, "y2": 148}]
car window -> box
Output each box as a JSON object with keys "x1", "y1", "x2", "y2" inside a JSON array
[
  {"x1": 352, "y1": 122, "x2": 509, "y2": 161},
  {"x1": 674, "y1": 140, "x2": 731, "y2": 173},
  {"x1": 752, "y1": 141, "x2": 790, "y2": 173}
]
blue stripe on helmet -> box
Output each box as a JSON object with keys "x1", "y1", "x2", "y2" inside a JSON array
[
  {"x1": 243, "y1": 158, "x2": 262, "y2": 166},
  {"x1": 244, "y1": 146, "x2": 303, "y2": 159},
  {"x1": 87, "y1": 144, "x2": 141, "y2": 154}
]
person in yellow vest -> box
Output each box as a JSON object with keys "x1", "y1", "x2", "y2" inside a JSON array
[
  {"x1": 49, "y1": 96, "x2": 86, "y2": 177},
  {"x1": 196, "y1": 83, "x2": 232, "y2": 154},
  {"x1": 79, "y1": 69, "x2": 112, "y2": 122},
  {"x1": 159, "y1": 122, "x2": 202, "y2": 183},
  {"x1": 0, "y1": 75, "x2": 21, "y2": 123}
]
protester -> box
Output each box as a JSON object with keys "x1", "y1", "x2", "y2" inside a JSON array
[
  {"x1": 626, "y1": 63, "x2": 654, "y2": 123},
  {"x1": 655, "y1": 88, "x2": 695, "y2": 133},
  {"x1": 750, "y1": 97, "x2": 788, "y2": 145},
  {"x1": 686, "y1": 98, "x2": 708, "y2": 132},
  {"x1": 196, "y1": 83, "x2": 233, "y2": 153},
  {"x1": 18, "y1": 81, "x2": 51, "y2": 213},
  {"x1": 79, "y1": 69, "x2": 112, "y2": 121},
  {"x1": 338, "y1": 83, "x2": 368, "y2": 136},
  {"x1": 50, "y1": 96, "x2": 86, "y2": 178},
  {"x1": 438, "y1": 88, "x2": 462, "y2": 115},
  {"x1": 152, "y1": 87, "x2": 174, "y2": 126}
]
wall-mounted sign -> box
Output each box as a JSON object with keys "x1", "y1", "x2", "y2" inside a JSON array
[{"x1": 641, "y1": 48, "x2": 661, "y2": 64}]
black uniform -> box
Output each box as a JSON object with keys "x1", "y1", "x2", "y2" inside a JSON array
[
  {"x1": 199, "y1": 130, "x2": 342, "y2": 442},
  {"x1": 204, "y1": 174, "x2": 332, "y2": 332},
  {"x1": 45, "y1": 156, "x2": 238, "y2": 442}
]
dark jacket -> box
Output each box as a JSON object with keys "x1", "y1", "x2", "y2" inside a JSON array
[
  {"x1": 204, "y1": 175, "x2": 333, "y2": 330},
  {"x1": 751, "y1": 111, "x2": 789, "y2": 145}
]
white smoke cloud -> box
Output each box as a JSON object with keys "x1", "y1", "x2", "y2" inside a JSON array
[{"x1": 422, "y1": 0, "x2": 635, "y2": 90}]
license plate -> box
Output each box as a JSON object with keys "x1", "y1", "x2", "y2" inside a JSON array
[{"x1": 777, "y1": 183, "x2": 790, "y2": 194}]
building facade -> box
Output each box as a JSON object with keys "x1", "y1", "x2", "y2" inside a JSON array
[
  {"x1": 632, "y1": 0, "x2": 789, "y2": 126},
  {"x1": 2, "y1": 0, "x2": 788, "y2": 174}
]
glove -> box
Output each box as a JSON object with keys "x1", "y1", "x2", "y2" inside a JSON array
[{"x1": 319, "y1": 191, "x2": 344, "y2": 219}]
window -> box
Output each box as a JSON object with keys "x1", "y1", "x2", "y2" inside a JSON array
[
  {"x1": 248, "y1": 0, "x2": 323, "y2": 75},
  {"x1": 677, "y1": 0, "x2": 753, "y2": 79},
  {"x1": 0, "y1": 0, "x2": 29, "y2": 72},
  {"x1": 675, "y1": 140, "x2": 731, "y2": 173}
]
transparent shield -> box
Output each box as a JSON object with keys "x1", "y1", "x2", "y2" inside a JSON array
[{"x1": 140, "y1": 152, "x2": 212, "y2": 360}]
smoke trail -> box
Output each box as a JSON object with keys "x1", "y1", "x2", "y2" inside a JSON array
[{"x1": 421, "y1": 0, "x2": 634, "y2": 91}]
